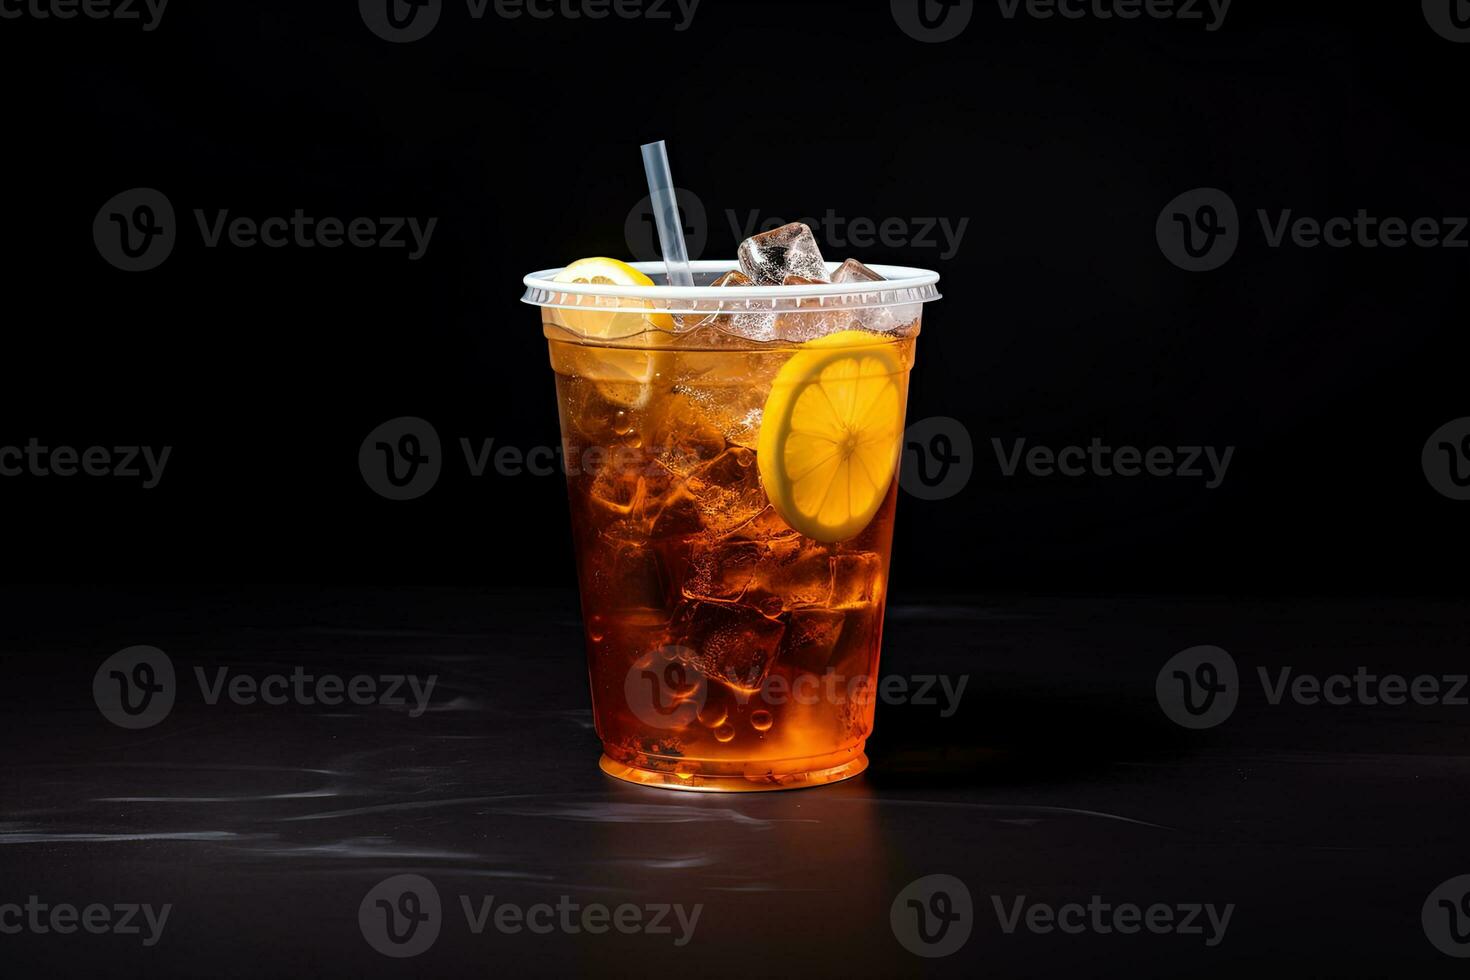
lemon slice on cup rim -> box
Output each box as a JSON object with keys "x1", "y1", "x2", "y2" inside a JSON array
[
  {"x1": 757, "y1": 330, "x2": 906, "y2": 543},
  {"x1": 550, "y1": 257, "x2": 674, "y2": 338},
  {"x1": 550, "y1": 257, "x2": 674, "y2": 409}
]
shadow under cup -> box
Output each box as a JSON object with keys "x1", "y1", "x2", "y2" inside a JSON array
[{"x1": 522, "y1": 261, "x2": 942, "y2": 791}]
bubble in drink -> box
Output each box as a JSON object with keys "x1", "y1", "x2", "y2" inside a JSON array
[{"x1": 697, "y1": 700, "x2": 729, "y2": 728}]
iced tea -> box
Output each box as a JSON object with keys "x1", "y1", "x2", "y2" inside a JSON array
[
  {"x1": 548, "y1": 318, "x2": 916, "y2": 790},
  {"x1": 526, "y1": 232, "x2": 939, "y2": 791}
]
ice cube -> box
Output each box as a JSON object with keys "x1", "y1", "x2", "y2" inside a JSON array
[
  {"x1": 831, "y1": 258, "x2": 885, "y2": 284},
  {"x1": 724, "y1": 505, "x2": 802, "y2": 544},
  {"x1": 577, "y1": 523, "x2": 674, "y2": 617},
  {"x1": 728, "y1": 313, "x2": 778, "y2": 342},
  {"x1": 856, "y1": 304, "x2": 920, "y2": 334},
  {"x1": 650, "y1": 393, "x2": 727, "y2": 477},
  {"x1": 675, "y1": 315, "x2": 779, "y2": 347},
  {"x1": 778, "y1": 609, "x2": 848, "y2": 674},
  {"x1": 827, "y1": 608, "x2": 880, "y2": 679},
  {"x1": 674, "y1": 268, "x2": 777, "y2": 342},
  {"x1": 774, "y1": 275, "x2": 854, "y2": 343},
  {"x1": 674, "y1": 270, "x2": 755, "y2": 333},
  {"x1": 607, "y1": 539, "x2": 674, "y2": 611},
  {"x1": 776, "y1": 316, "x2": 849, "y2": 343},
  {"x1": 724, "y1": 267, "x2": 780, "y2": 340},
  {"x1": 587, "y1": 466, "x2": 650, "y2": 520},
  {"x1": 684, "y1": 384, "x2": 764, "y2": 450},
  {"x1": 738, "y1": 222, "x2": 830, "y2": 285},
  {"x1": 830, "y1": 551, "x2": 884, "y2": 609},
  {"x1": 673, "y1": 325, "x2": 762, "y2": 352},
  {"x1": 687, "y1": 447, "x2": 769, "y2": 536},
  {"x1": 562, "y1": 376, "x2": 642, "y2": 447},
  {"x1": 669, "y1": 601, "x2": 787, "y2": 691},
  {"x1": 830, "y1": 258, "x2": 919, "y2": 333},
  {"x1": 682, "y1": 346, "x2": 785, "y2": 450},
  {"x1": 681, "y1": 540, "x2": 763, "y2": 605},
  {"x1": 648, "y1": 480, "x2": 704, "y2": 538},
  {"x1": 761, "y1": 538, "x2": 836, "y2": 610}
]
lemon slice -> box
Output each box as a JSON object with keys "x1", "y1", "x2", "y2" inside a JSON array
[
  {"x1": 551, "y1": 258, "x2": 673, "y2": 410},
  {"x1": 757, "y1": 330, "x2": 905, "y2": 542},
  {"x1": 551, "y1": 257, "x2": 673, "y2": 338}
]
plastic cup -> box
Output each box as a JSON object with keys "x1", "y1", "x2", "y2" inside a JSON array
[{"x1": 522, "y1": 262, "x2": 942, "y2": 791}]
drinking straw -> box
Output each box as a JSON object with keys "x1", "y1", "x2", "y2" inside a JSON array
[{"x1": 640, "y1": 140, "x2": 695, "y2": 287}]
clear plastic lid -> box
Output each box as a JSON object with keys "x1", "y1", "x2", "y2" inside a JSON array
[{"x1": 522, "y1": 260, "x2": 942, "y2": 315}]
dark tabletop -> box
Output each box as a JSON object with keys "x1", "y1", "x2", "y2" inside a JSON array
[{"x1": 1, "y1": 586, "x2": 1467, "y2": 976}]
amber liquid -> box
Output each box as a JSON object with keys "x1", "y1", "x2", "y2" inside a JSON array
[{"x1": 549, "y1": 324, "x2": 915, "y2": 790}]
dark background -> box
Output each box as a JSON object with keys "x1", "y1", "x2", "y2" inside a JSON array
[
  {"x1": 4, "y1": 3, "x2": 1470, "y2": 978},
  {"x1": 2, "y1": 1, "x2": 1463, "y2": 594}
]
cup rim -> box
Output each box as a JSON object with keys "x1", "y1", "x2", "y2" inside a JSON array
[{"x1": 522, "y1": 260, "x2": 942, "y2": 314}]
